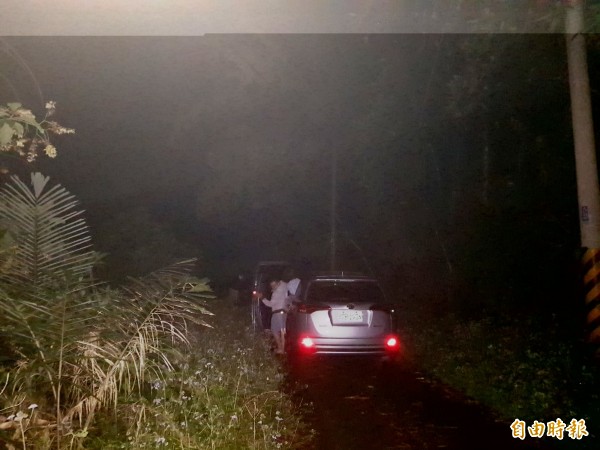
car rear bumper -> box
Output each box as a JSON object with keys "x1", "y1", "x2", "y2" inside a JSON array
[{"x1": 306, "y1": 337, "x2": 393, "y2": 355}]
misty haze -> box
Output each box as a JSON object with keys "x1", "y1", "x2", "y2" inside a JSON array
[{"x1": 0, "y1": 31, "x2": 598, "y2": 449}]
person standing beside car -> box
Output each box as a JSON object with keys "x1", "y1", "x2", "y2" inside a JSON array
[{"x1": 262, "y1": 277, "x2": 288, "y2": 354}]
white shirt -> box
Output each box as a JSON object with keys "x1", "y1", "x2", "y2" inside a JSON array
[
  {"x1": 262, "y1": 281, "x2": 288, "y2": 311},
  {"x1": 287, "y1": 278, "x2": 301, "y2": 296}
]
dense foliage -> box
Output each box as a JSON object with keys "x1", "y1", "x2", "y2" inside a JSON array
[
  {"x1": 0, "y1": 173, "x2": 308, "y2": 449},
  {"x1": 401, "y1": 300, "x2": 600, "y2": 448}
]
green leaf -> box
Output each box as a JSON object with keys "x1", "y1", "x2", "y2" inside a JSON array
[
  {"x1": 0, "y1": 228, "x2": 15, "y2": 248},
  {"x1": 6, "y1": 102, "x2": 22, "y2": 112},
  {"x1": 12, "y1": 121, "x2": 24, "y2": 138},
  {"x1": 0, "y1": 172, "x2": 95, "y2": 287},
  {"x1": 16, "y1": 116, "x2": 44, "y2": 133},
  {"x1": 187, "y1": 282, "x2": 213, "y2": 293},
  {"x1": 0, "y1": 122, "x2": 14, "y2": 145},
  {"x1": 30, "y1": 172, "x2": 50, "y2": 198},
  {"x1": 71, "y1": 428, "x2": 88, "y2": 438}
]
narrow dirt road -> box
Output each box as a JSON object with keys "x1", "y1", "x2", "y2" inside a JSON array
[{"x1": 284, "y1": 356, "x2": 557, "y2": 450}]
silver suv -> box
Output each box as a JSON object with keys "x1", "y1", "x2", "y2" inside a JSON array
[{"x1": 285, "y1": 272, "x2": 400, "y2": 358}]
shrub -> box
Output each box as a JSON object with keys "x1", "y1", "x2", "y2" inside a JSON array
[{"x1": 0, "y1": 173, "x2": 313, "y2": 449}]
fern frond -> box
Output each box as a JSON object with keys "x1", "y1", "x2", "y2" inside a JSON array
[
  {"x1": 65, "y1": 260, "x2": 214, "y2": 428},
  {"x1": 0, "y1": 173, "x2": 95, "y2": 287}
]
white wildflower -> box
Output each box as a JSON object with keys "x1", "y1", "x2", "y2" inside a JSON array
[
  {"x1": 44, "y1": 144, "x2": 57, "y2": 158},
  {"x1": 45, "y1": 101, "x2": 56, "y2": 110},
  {"x1": 55, "y1": 126, "x2": 75, "y2": 135},
  {"x1": 14, "y1": 411, "x2": 28, "y2": 422}
]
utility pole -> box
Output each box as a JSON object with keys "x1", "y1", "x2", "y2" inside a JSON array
[
  {"x1": 330, "y1": 146, "x2": 337, "y2": 271},
  {"x1": 564, "y1": 0, "x2": 600, "y2": 348}
]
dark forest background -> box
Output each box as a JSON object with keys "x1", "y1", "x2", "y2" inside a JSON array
[{"x1": 0, "y1": 34, "x2": 595, "y2": 323}]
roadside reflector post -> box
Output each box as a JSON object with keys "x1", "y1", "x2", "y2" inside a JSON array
[
  {"x1": 583, "y1": 250, "x2": 600, "y2": 348},
  {"x1": 565, "y1": 1, "x2": 600, "y2": 355}
]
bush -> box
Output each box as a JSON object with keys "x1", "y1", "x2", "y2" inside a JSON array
[{"x1": 402, "y1": 306, "x2": 600, "y2": 446}]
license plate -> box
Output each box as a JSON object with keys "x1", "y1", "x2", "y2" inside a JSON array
[{"x1": 333, "y1": 310, "x2": 364, "y2": 323}]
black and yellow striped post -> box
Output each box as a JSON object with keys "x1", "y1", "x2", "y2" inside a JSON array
[
  {"x1": 583, "y1": 249, "x2": 600, "y2": 349},
  {"x1": 566, "y1": 2, "x2": 600, "y2": 356}
]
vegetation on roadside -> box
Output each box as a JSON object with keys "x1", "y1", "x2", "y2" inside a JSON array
[
  {"x1": 401, "y1": 303, "x2": 600, "y2": 446},
  {"x1": 91, "y1": 299, "x2": 314, "y2": 450},
  {"x1": 0, "y1": 172, "x2": 312, "y2": 449},
  {"x1": 0, "y1": 101, "x2": 74, "y2": 165}
]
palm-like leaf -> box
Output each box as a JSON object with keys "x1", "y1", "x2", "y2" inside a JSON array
[
  {"x1": 0, "y1": 174, "x2": 216, "y2": 448},
  {"x1": 0, "y1": 174, "x2": 215, "y2": 443},
  {"x1": 0, "y1": 172, "x2": 95, "y2": 287},
  {"x1": 0, "y1": 259, "x2": 214, "y2": 440},
  {"x1": 0, "y1": 284, "x2": 101, "y2": 394},
  {"x1": 65, "y1": 260, "x2": 214, "y2": 428}
]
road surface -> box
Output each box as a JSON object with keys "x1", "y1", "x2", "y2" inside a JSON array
[{"x1": 283, "y1": 356, "x2": 558, "y2": 450}]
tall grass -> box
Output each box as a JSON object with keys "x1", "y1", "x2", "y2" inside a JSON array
[
  {"x1": 401, "y1": 304, "x2": 599, "y2": 446},
  {"x1": 85, "y1": 299, "x2": 314, "y2": 449},
  {"x1": 0, "y1": 283, "x2": 312, "y2": 449},
  {"x1": 0, "y1": 265, "x2": 215, "y2": 449},
  {"x1": 0, "y1": 170, "x2": 313, "y2": 449}
]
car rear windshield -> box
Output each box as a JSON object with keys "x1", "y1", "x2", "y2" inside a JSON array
[{"x1": 305, "y1": 280, "x2": 385, "y2": 304}]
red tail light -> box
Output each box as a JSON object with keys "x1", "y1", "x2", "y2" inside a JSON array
[
  {"x1": 300, "y1": 337, "x2": 315, "y2": 348},
  {"x1": 297, "y1": 304, "x2": 331, "y2": 314},
  {"x1": 385, "y1": 335, "x2": 400, "y2": 351},
  {"x1": 299, "y1": 336, "x2": 316, "y2": 354}
]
